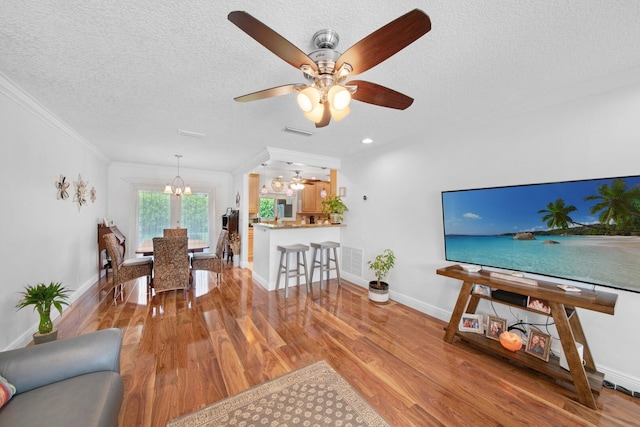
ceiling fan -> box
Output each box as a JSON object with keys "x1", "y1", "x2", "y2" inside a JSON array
[
  {"x1": 291, "y1": 170, "x2": 306, "y2": 190},
  {"x1": 228, "y1": 9, "x2": 431, "y2": 128}
]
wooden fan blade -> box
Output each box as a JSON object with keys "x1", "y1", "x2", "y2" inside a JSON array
[
  {"x1": 315, "y1": 103, "x2": 332, "y2": 128},
  {"x1": 336, "y1": 9, "x2": 431, "y2": 76},
  {"x1": 234, "y1": 84, "x2": 306, "y2": 102},
  {"x1": 348, "y1": 80, "x2": 414, "y2": 110},
  {"x1": 228, "y1": 11, "x2": 318, "y2": 73}
]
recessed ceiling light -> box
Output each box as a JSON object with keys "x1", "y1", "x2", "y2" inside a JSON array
[{"x1": 361, "y1": 138, "x2": 373, "y2": 144}]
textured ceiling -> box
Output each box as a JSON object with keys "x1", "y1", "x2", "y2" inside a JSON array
[{"x1": 2, "y1": 1, "x2": 640, "y2": 175}]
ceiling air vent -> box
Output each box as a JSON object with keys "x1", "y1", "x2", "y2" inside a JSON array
[
  {"x1": 282, "y1": 126, "x2": 314, "y2": 137},
  {"x1": 177, "y1": 128, "x2": 206, "y2": 138}
]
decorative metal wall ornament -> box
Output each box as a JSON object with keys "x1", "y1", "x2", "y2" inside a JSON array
[
  {"x1": 55, "y1": 175, "x2": 70, "y2": 200},
  {"x1": 271, "y1": 177, "x2": 284, "y2": 192},
  {"x1": 90, "y1": 186, "x2": 97, "y2": 203},
  {"x1": 73, "y1": 174, "x2": 88, "y2": 212}
]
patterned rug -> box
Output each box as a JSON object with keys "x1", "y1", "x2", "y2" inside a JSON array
[{"x1": 166, "y1": 360, "x2": 390, "y2": 427}]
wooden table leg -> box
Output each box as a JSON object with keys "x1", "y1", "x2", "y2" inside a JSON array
[
  {"x1": 567, "y1": 309, "x2": 595, "y2": 370},
  {"x1": 444, "y1": 280, "x2": 474, "y2": 344},
  {"x1": 550, "y1": 301, "x2": 597, "y2": 409}
]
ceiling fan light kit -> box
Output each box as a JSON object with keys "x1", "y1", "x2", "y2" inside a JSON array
[{"x1": 228, "y1": 9, "x2": 431, "y2": 128}]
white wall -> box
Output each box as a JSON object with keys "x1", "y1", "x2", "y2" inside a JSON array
[
  {"x1": 0, "y1": 75, "x2": 108, "y2": 349},
  {"x1": 340, "y1": 80, "x2": 640, "y2": 390},
  {"x1": 107, "y1": 162, "x2": 234, "y2": 258}
]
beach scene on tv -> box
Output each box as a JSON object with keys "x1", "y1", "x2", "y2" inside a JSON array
[{"x1": 442, "y1": 176, "x2": 640, "y2": 293}]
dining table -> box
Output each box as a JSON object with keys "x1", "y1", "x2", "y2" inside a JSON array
[{"x1": 135, "y1": 239, "x2": 209, "y2": 256}]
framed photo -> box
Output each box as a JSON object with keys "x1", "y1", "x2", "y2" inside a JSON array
[
  {"x1": 527, "y1": 297, "x2": 551, "y2": 314},
  {"x1": 525, "y1": 330, "x2": 551, "y2": 361},
  {"x1": 459, "y1": 313, "x2": 483, "y2": 334},
  {"x1": 226, "y1": 207, "x2": 233, "y2": 216},
  {"x1": 486, "y1": 316, "x2": 507, "y2": 341},
  {"x1": 472, "y1": 284, "x2": 491, "y2": 297}
]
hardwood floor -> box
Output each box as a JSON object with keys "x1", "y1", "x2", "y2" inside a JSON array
[{"x1": 54, "y1": 266, "x2": 638, "y2": 426}]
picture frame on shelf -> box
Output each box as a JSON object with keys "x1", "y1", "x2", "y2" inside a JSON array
[
  {"x1": 472, "y1": 284, "x2": 491, "y2": 297},
  {"x1": 528, "y1": 297, "x2": 551, "y2": 314},
  {"x1": 486, "y1": 316, "x2": 507, "y2": 341},
  {"x1": 459, "y1": 313, "x2": 483, "y2": 334},
  {"x1": 525, "y1": 330, "x2": 551, "y2": 361}
]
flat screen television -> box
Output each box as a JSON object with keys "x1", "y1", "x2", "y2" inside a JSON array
[{"x1": 441, "y1": 175, "x2": 640, "y2": 294}]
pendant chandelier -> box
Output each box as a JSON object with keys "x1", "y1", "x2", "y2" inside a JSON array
[{"x1": 164, "y1": 154, "x2": 192, "y2": 196}]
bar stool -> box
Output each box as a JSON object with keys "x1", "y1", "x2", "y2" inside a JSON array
[
  {"x1": 309, "y1": 241, "x2": 341, "y2": 289},
  {"x1": 276, "y1": 244, "x2": 310, "y2": 298}
]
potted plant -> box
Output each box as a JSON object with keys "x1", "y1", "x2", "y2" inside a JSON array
[
  {"x1": 16, "y1": 282, "x2": 71, "y2": 344},
  {"x1": 321, "y1": 194, "x2": 348, "y2": 224},
  {"x1": 367, "y1": 249, "x2": 395, "y2": 304},
  {"x1": 228, "y1": 232, "x2": 241, "y2": 266}
]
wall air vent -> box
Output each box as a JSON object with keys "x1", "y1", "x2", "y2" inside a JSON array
[
  {"x1": 282, "y1": 126, "x2": 315, "y2": 137},
  {"x1": 341, "y1": 246, "x2": 364, "y2": 277}
]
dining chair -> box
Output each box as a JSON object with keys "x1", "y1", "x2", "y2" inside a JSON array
[
  {"x1": 191, "y1": 230, "x2": 228, "y2": 283},
  {"x1": 152, "y1": 236, "x2": 190, "y2": 294},
  {"x1": 103, "y1": 233, "x2": 153, "y2": 300},
  {"x1": 163, "y1": 228, "x2": 187, "y2": 237}
]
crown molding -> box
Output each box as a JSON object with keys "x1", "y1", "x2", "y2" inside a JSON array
[{"x1": 0, "y1": 71, "x2": 109, "y2": 164}]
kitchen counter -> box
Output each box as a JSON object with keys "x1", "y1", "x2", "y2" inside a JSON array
[{"x1": 252, "y1": 222, "x2": 344, "y2": 292}]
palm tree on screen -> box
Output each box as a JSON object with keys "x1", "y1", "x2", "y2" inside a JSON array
[
  {"x1": 584, "y1": 179, "x2": 640, "y2": 231},
  {"x1": 538, "y1": 198, "x2": 578, "y2": 230}
]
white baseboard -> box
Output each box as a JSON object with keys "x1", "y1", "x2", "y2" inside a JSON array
[{"x1": 600, "y1": 366, "x2": 640, "y2": 394}]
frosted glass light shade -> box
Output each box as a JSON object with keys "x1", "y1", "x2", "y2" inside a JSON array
[
  {"x1": 328, "y1": 85, "x2": 351, "y2": 110},
  {"x1": 304, "y1": 104, "x2": 325, "y2": 123},
  {"x1": 330, "y1": 105, "x2": 351, "y2": 121},
  {"x1": 297, "y1": 87, "x2": 320, "y2": 112}
]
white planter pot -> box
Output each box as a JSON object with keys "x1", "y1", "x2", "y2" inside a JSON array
[{"x1": 368, "y1": 281, "x2": 390, "y2": 304}]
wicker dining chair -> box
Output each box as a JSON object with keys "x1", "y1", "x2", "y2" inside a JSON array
[
  {"x1": 163, "y1": 228, "x2": 188, "y2": 237},
  {"x1": 103, "y1": 233, "x2": 153, "y2": 300},
  {"x1": 152, "y1": 236, "x2": 190, "y2": 294},
  {"x1": 191, "y1": 230, "x2": 228, "y2": 283}
]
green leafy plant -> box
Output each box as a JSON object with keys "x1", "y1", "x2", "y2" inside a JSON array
[
  {"x1": 368, "y1": 249, "x2": 396, "y2": 290},
  {"x1": 16, "y1": 282, "x2": 71, "y2": 335},
  {"x1": 321, "y1": 195, "x2": 348, "y2": 220}
]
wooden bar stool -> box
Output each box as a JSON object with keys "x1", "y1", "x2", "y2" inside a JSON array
[
  {"x1": 309, "y1": 241, "x2": 341, "y2": 289},
  {"x1": 276, "y1": 244, "x2": 310, "y2": 298}
]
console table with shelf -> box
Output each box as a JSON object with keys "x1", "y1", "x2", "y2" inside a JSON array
[{"x1": 437, "y1": 265, "x2": 618, "y2": 409}]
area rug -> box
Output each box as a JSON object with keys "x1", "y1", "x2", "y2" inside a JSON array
[{"x1": 166, "y1": 360, "x2": 390, "y2": 427}]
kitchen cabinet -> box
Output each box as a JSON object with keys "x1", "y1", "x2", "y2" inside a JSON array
[
  {"x1": 248, "y1": 226, "x2": 254, "y2": 261},
  {"x1": 301, "y1": 184, "x2": 316, "y2": 213},
  {"x1": 249, "y1": 174, "x2": 259, "y2": 214},
  {"x1": 301, "y1": 180, "x2": 331, "y2": 213}
]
